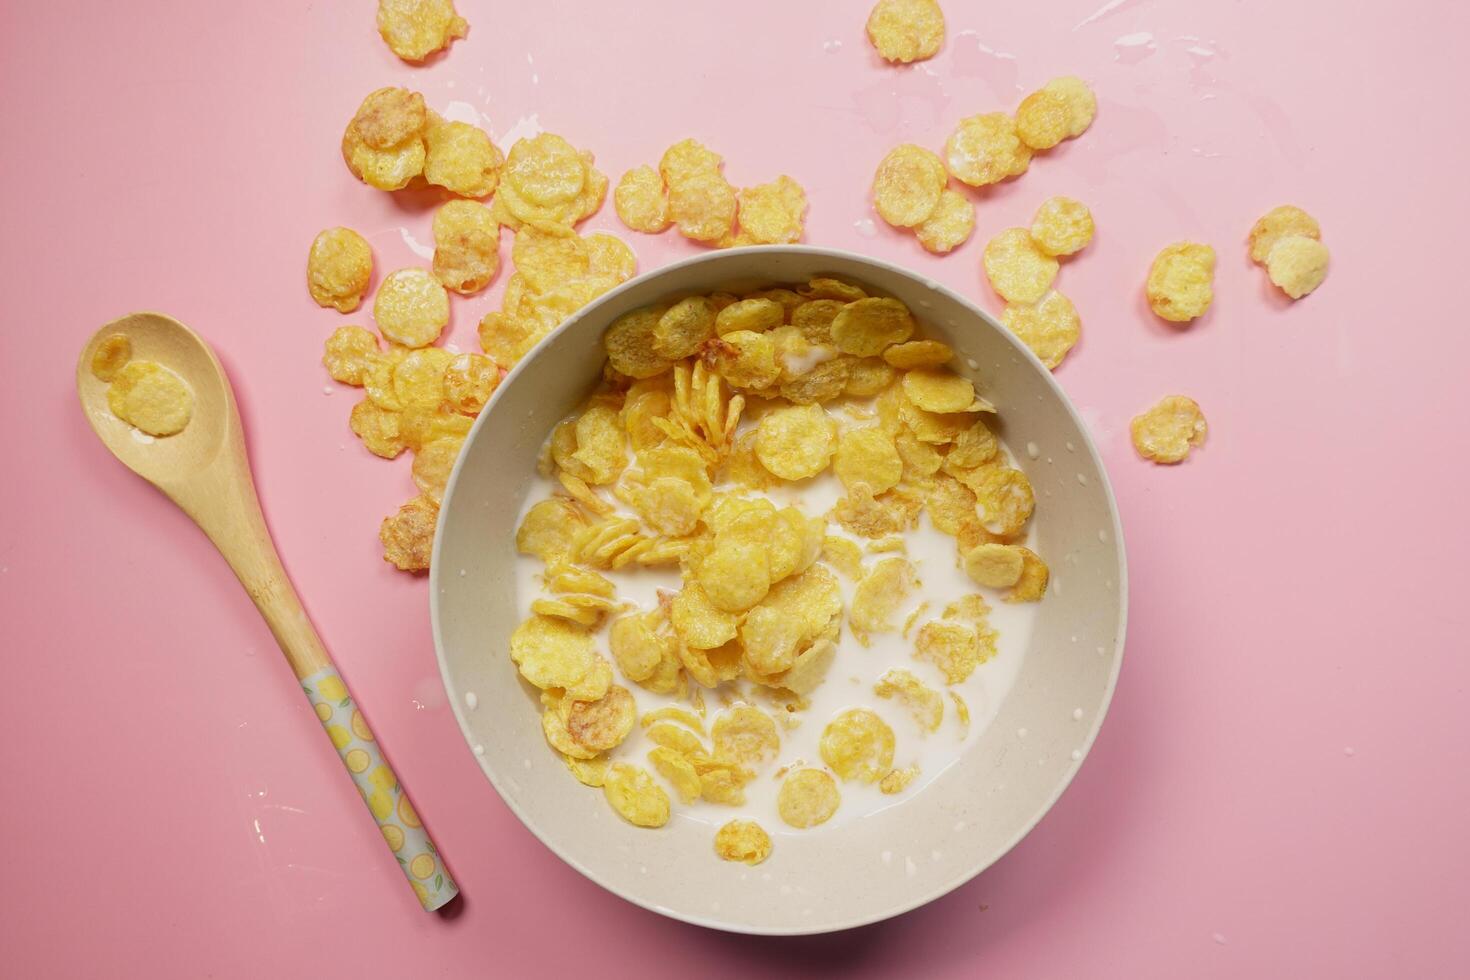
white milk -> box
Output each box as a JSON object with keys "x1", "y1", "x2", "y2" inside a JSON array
[{"x1": 510, "y1": 400, "x2": 1036, "y2": 837}]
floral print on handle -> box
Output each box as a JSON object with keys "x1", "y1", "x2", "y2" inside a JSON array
[{"x1": 302, "y1": 666, "x2": 458, "y2": 911}]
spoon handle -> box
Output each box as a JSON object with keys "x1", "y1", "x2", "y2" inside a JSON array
[{"x1": 182, "y1": 457, "x2": 458, "y2": 911}]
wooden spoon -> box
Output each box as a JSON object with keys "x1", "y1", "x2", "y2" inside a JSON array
[{"x1": 77, "y1": 312, "x2": 458, "y2": 912}]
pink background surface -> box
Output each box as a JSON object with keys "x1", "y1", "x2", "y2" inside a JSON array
[{"x1": 3, "y1": 0, "x2": 1468, "y2": 975}]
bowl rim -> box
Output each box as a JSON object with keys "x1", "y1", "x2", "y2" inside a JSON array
[{"x1": 430, "y1": 244, "x2": 1129, "y2": 935}]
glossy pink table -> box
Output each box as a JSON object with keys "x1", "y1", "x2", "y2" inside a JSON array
[{"x1": 3, "y1": 1, "x2": 1467, "y2": 975}]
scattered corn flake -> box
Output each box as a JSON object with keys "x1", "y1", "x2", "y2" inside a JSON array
[
  {"x1": 714, "y1": 819, "x2": 772, "y2": 865},
  {"x1": 831, "y1": 297, "x2": 915, "y2": 356},
  {"x1": 411, "y1": 437, "x2": 462, "y2": 503},
  {"x1": 307, "y1": 227, "x2": 374, "y2": 313},
  {"x1": 442, "y1": 352, "x2": 500, "y2": 415},
  {"x1": 509, "y1": 614, "x2": 611, "y2": 699},
  {"x1": 777, "y1": 768, "x2": 841, "y2": 828},
  {"x1": 866, "y1": 0, "x2": 945, "y2": 62},
  {"x1": 755, "y1": 403, "x2": 838, "y2": 480},
  {"x1": 914, "y1": 187, "x2": 974, "y2": 254},
  {"x1": 1030, "y1": 197, "x2": 1094, "y2": 257},
  {"x1": 874, "y1": 668, "x2": 944, "y2": 732},
  {"x1": 1002, "y1": 291, "x2": 1080, "y2": 370},
  {"x1": 850, "y1": 557, "x2": 918, "y2": 637},
  {"x1": 477, "y1": 312, "x2": 541, "y2": 368},
  {"x1": 711, "y1": 706, "x2": 781, "y2": 765},
  {"x1": 376, "y1": 0, "x2": 467, "y2": 62},
  {"x1": 515, "y1": 501, "x2": 580, "y2": 564},
  {"x1": 698, "y1": 541, "x2": 772, "y2": 613},
  {"x1": 392, "y1": 347, "x2": 452, "y2": 409},
  {"x1": 833, "y1": 427, "x2": 903, "y2": 494},
  {"x1": 984, "y1": 228, "x2": 1059, "y2": 305},
  {"x1": 545, "y1": 560, "x2": 615, "y2": 597},
  {"x1": 914, "y1": 618, "x2": 993, "y2": 684},
  {"x1": 879, "y1": 765, "x2": 920, "y2": 794},
  {"x1": 374, "y1": 268, "x2": 449, "y2": 347},
  {"x1": 423, "y1": 113, "x2": 502, "y2": 198},
  {"x1": 1146, "y1": 242, "x2": 1216, "y2": 322},
  {"x1": 716, "y1": 298, "x2": 785, "y2": 337},
  {"x1": 659, "y1": 139, "x2": 723, "y2": 185},
  {"x1": 653, "y1": 295, "x2": 718, "y2": 359},
  {"x1": 608, "y1": 610, "x2": 671, "y2": 682},
  {"x1": 902, "y1": 367, "x2": 976, "y2": 414},
  {"x1": 586, "y1": 233, "x2": 636, "y2": 282},
  {"x1": 822, "y1": 535, "x2": 866, "y2": 579},
  {"x1": 505, "y1": 133, "x2": 585, "y2": 206},
  {"x1": 107, "y1": 360, "x2": 193, "y2": 436},
  {"x1": 399, "y1": 405, "x2": 471, "y2": 451},
  {"x1": 379, "y1": 494, "x2": 437, "y2": 571},
  {"x1": 647, "y1": 722, "x2": 707, "y2": 758},
  {"x1": 944, "y1": 113, "x2": 1031, "y2": 187},
  {"x1": 614, "y1": 165, "x2": 671, "y2": 233},
  {"x1": 647, "y1": 746, "x2": 703, "y2": 803},
  {"x1": 699, "y1": 766, "x2": 752, "y2": 806},
  {"x1": 845, "y1": 357, "x2": 897, "y2": 397},
  {"x1": 738, "y1": 176, "x2": 807, "y2": 244},
  {"x1": 341, "y1": 124, "x2": 425, "y2": 191},
  {"x1": 640, "y1": 706, "x2": 707, "y2": 735},
  {"x1": 819, "y1": 708, "x2": 896, "y2": 783},
  {"x1": 1265, "y1": 236, "x2": 1330, "y2": 299},
  {"x1": 322, "y1": 326, "x2": 382, "y2": 387},
  {"x1": 564, "y1": 754, "x2": 608, "y2": 787},
  {"x1": 970, "y1": 465, "x2": 1034, "y2": 536},
  {"x1": 351, "y1": 87, "x2": 427, "y2": 151},
  {"x1": 672, "y1": 582, "x2": 741, "y2": 648},
  {"x1": 1005, "y1": 547, "x2": 1049, "y2": 602},
  {"x1": 91, "y1": 333, "x2": 133, "y2": 382},
  {"x1": 604, "y1": 306, "x2": 675, "y2": 380},
  {"x1": 349, "y1": 398, "x2": 405, "y2": 458},
  {"x1": 603, "y1": 763, "x2": 671, "y2": 827},
  {"x1": 950, "y1": 691, "x2": 971, "y2": 736},
  {"x1": 1130, "y1": 395, "x2": 1207, "y2": 464},
  {"x1": 1043, "y1": 76, "x2": 1097, "y2": 137},
  {"x1": 1015, "y1": 87, "x2": 1071, "y2": 150},
  {"x1": 541, "y1": 692, "x2": 595, "y2": 759},
  {"x1": 669, "y1": 169, "x2": 738, "y2": 243},
  {"x1": 430, "y1": 200, "x2": 499, "y2": 295},
  {"x1": 872, "y1": 144, "x2": 947, "y2": 228},
  {"x1": 567, "y1": 685, "x2": 637, "y2": 754},
  {"x1": 963, "y1": 543, "x2": 1026, "y2": 588},
  {"x1": 1249, "y1": 205, "x2": 1321, "y2": 264}
]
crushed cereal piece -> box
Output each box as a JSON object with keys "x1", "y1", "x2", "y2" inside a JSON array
[
  {"x1": 1146, "y1": 242, "x2": 1215, "y2": 322},
  {"x1": 1130, "y1": 395, "x2": 1207, "y2": 464},
  {"x1": 879, "y1": 765, "x2": 920, "y2": 794},
  {"x1": 874, "y1": 668, "x2": 944, "y2": 732},
  {"x1": 711, "y1": 706, "x2": 781, "y2": 765},
  {"x1": 1005, "y1": 547, "x2": 1049, "y2": 602},
  {"x1": 866, "y1": 0, "x2": 945, "y2": 63},
  {"x1": 850, "y1": 557, "x2": 918, "y2": 638}
]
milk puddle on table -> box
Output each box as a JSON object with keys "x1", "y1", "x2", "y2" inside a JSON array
[{"x1": 511, "y1": 401, "x2": 1036, "y2": 836}]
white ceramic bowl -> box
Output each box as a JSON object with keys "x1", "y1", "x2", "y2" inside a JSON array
[{"x1": 432, "y1": 246, "x2": 1127, "y2": 935}]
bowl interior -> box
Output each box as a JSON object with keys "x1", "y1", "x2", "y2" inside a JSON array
[{"x1": 432, "y1": 246, "x2": 1126, "y2": 934}]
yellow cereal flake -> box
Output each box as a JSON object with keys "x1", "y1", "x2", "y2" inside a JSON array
[
  {"x1": 604, "y1": 609, "x2": 668, "y2": 682},
  {"x1": 349, "y1": 399, "x2": 405, "y2": 458},
  {"x1": 564, "y1": 754, "x2": 608, "y2": 787},
  {"x1": 603, "y1": 763, "x2": 671, "y2": 828},
  {"x1": 1005, "y1": 547, "x2": 1049, "y2": 602},
  {"x1": 970, "y1": 465, "x2": 1034, "y2": 536},
  {"x1": 341, "y1": 126, "x2": 425, "y2": 192},
  {"x1": 901, "y1": 368, "x2": 976, "y2": 414},
  {"x1": 91, "y1": 333, "x2": 133, "y2": 382},
  {"x1": 614, "y1": 165, "x2": 671, "y2": 233},
  {"x1": 515, "y1": 498, "x2": 584, "y2": 560},
  {"x1": 430, "y1": 200, "x2": 499, "y2": 295},
  {"x1": 716, "y1": 298, "x2": 785, "y2": 337},
  {"x1": 659, "y1": 139, "x2": 723, "y2": 185},
  {"x1": 755, "y1": 403, "x2": 838, "y2": 480},
  {"x1": 377, "y1": 0, "x2": 467, "y2": 62},
  {"x1": 653, "y1": 296, "x2": 718, "y2": 359},
  {"x1": 350, "y1": 86, "x2": 427, "y2": 150},
  {"x1": 834, "y1": 484, "x2": 921, "y2": 539},
  {"x1": 777, "y1": 768, "x2": 841, "y2": 828},
  {"x1": 738, "y1": 176, "x2": 807, "y2": 244},
  {"x1": 833, "y1": 427, "x2": 903, "y2": 494},
  {"x1": 441, "y1": 353, "x2": 500, "y2": 415},
  {"x1": 322, "y1": 326, "x2": 382, "y2": 386},
  {"x1": 714, "y1": 820, "x2": 772, "y2": 865},
  {"x1": 646, "y1": 723, "x2": 706, "y2": 758},
  {"x1": 1265, "y1": 236, "x2": 1330, "y2": 299},
  {"x1": 672, "y1": 583, "x2": 741, "y2": 648},
  {"x1": 379, "y1": 495, "x2": 438, "y2": 571},
  {"x1": 669, "y1": 169, "x2": 738, "y2": 243},
  {"x1": 423, "y1": 113, "x2": 502, "y2": 198},
  {"x1": 866, "y1": 0, "x2": 945, "y2": 62},
  {"x1": 1043, "y1": 76, "x2": 1097, "y2": 138},
  {"x1": 984, "y1": 228, "x2": 1059, "y2": 305},
  {"x1": 879, "y1": 765, "x2": 920, "y2": 794},
  {"x1": 945, "y1": 113, "x2": 1030, "y2": 187},
  {"x1": 1015, "y1": 88, "x2": 1071, "y2": 151},
  {"x1": 1002, "y1": 291, "x2": 1080, "y2": 370},
  {"x1": 914, "y1": 188, "x2": 975, "y2": 254},
  {"x1": 963, "y1": 542, "x2": 1026, "y2": 588},
  {"x1": 914, "y1": 618, "x2": 994, "y2": 684},
  {"x1": 505, "y1": 133, "x2": 585, "y2": 206},
  {"x1": 872, "y1": 144, "x2": 947, "y2": 228},
  {"x1": 698, "y1": 541, "x2": 773, "y2": 613},
  {"x1": 1249, "y1": 205, "x2": 1321, "y2": 264},
  {"x1": 874, "y1": 668, "x2": 944, "y2": 732},
  {"x1": 307, "y1": 227, "x2": 374, "y2": 312},
  {"x1": 1146, "y1": 242, "x2": 1216, "y2": 322},
  {"x1": 822, "y1": 535, "x2": 865, "y2": 579},
  {"x1": 711, "y1": 706, "x2": 781, "y2": 765},
  {"x1": 106, "y1": 360, "x2": 193, "y2": 436},
  {"x1": 845, "y1": 357, "x2": 897, "y2": 398},
  {"x1": 566, "y1": 685, "x2": 637, "y2": 754},
  {"x1": 390, "y1": 347, "x2": 451, "y2": 410},
  {"x1": 647, "y1": 746, "x2": 703, "y2": 803},
  {"x1": 819, "y1": 708, "x2": 896, "y2": 783},
  {"x1": 699, "y1": 764, "x2": 753, "y2": 806},
  {"x1": 950, "y1": 691, "x2": 971, "y2": 736},
  {"x1": 1130, "y1": 395, "x2": 1208, "y2": 464},
  {"x1": 831, "y1": 298, "x2": 915, "y2": 357},
  {"x1": 509, "y1": 614, "x2": 611, "y2": 699},
  {"x1": 1030, "y1": 197, "x2": 1094, "y2": 257},
  {"x1": 640, "y1": 706, "x2": 707, "y2": 735},
  {"x1": 604, "y1": 306, "x2": 675, "y2": 380},
  {"x1": 410, "y1": 437, "x2": 462, "y2": 503},
  {"x1": 374, "y1": 268, "x2": 449, "y2": 347},
  {"x1": 850, "y1": 557, "x2": 918, "y2": 638}
]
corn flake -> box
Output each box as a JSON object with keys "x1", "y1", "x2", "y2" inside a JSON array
[
  {"x1": 1249, "y1": 205, "x2": 1321, "y2": 264},
  {"x1": 669, "y1": 169, "x2": 738, "y2": 243},
  {"x1": 564, "y1": 754, "x2": 608, "y2": 787},
  {"x1": 777, "y1": 768, "x2": 841, "y2": 828},
  {"x1": 945, "y1": 113, "x2": 1031, "y2": 187},
  {"x1": 1015, "y1": 88, "x2": 1071, "y2": 151},
  {"x1": 567, "y1": 685, "x2": 636, "y2": 754},
  {"x1": 374, "y1": 268, "x2": 449, "y2": 347},
  {"x1": 914, "y1": 618, "x2": 994, "y2": 684},
  {"x1": 970, "y1": 465, "x2": 1034, "y2": 536},
  {"x1": 874, "y1": 668, "x2": 944, "y2": 733},
  {"x1": 845, "y1": 357, "x2": 897, "y2": 397},
  {"x1": 1030, "y1": 197, "x2": 1094, "y2": 257},
  {"x1": 505, "y1": 133, "x2": 585, "y2": 207},
  {"x1": 614, "y1": 165, "x2": 671, "y2": 233},
  {"x1": 984, "y1": 228, "x2": 1059, "y2": 304},
  {"x1": 653, "y1": 296, "x2": 718, "y2": 359},
  {"x1": 603, "y1": 763, "x2": 671, "y2": 828},
  {"x1": 872, "y1": 144, "x2": 947, "y2": 228},
  {"x1": 322, "y1": 326, "x2": 381, "y2": 386},
  {"x1": 738, "y1": 176, "x2": 807, "y2": 244},
  {"x1": 441, "y1": 353, "x2": 500, "y2": 415},
  {"x1": 831, "y1": 298, "x2": 915, "y2": 356},
  {"x1": 902, "y1": 367, "x2": 976, "y2": 414},
  {"x1": 715, "y1": 298, "x2": 785, "y2": 337},
  {"x1": 604, "y1": 306, "x2": 675, "y2": 380},
  {"x1": 647, "y1": 723, "x2": 706, "y2": 758},
  {"x1": 950, "y1": 691, "x2": 971, "y2": 736},
  {"x1": 659, "y1": 139, "x2": 723, "y2": 185},
  {"x1": 307, "y1": 228, "x2": 374, "y2": 313},
  {"x1": 672, "y1": 583, "x2": 740, "y2": 648},
  {"x1": 423, "y1": 114, "x2": 502, "y2": 198},
  {"x1": 698, "y1": 541, "x2": 772, "y2": 613},
  {"x1": 647, "y1": 746, "x2": 703, "y2": 803},
  {"x1": 510, "y1": 614, "x2": 611, "y2": 699},
  {"x1": 711, "y1": 706, "x2": 781, "y2": 765},
  {"x1": 1004, "y1": 547, "x2": 1049, "y2": 602},
  {"x1": 866, "y1": 0, "x2": 945, "y2": 62},
  {"x1": 850, "y1": 557, "x2": 917, "y2": 638},
  {"x1": 1043, "y1": 76, "x2": 1097, "y2": 138},
  {"x1": 1266, "y1": 236, "x2": 1329, "y2": 299},
  {"x1": 1146, "y1": 242, "x2": 1216, "y2": 322},
  {"x1": 819, "y1": 708, "x2": 896, "y2": 783},
  {"x1": 963, "y1": 542, "x2": 1026, "y2": 588},
  {"x1": 379, "y1": 495, "x2": 437, "y2": 571},
  {"x1": 1131, "y1": 395, "x2": 1207, "y2": 464},
  {"x1": 913, "y1": 188, "x2": 975, "y2": 254},
  {"x1": 714, "y1": 820, "x2": 772, "y2": 865},
  {"x1": 377, "y1": 0, "x2": 467, "y2": 62},
  {"x1": 91, "y1": 333, "x2": 133, "y2": 382},
  {"x1": 755, "y1": 403, "x2": 838, "y2": 480},
  {"x1": 879, "y1": 765, "x2": 920, "y2": 794},
  {"x1": 833, "y1": 427, "x2": 903, "y2": 494},
  {"x1": 341, "y1": 124, "x2": 425, "y2": 192},
  {"x1": 1002, "y1": 291, "x2": 1080, "y2": 370},
  {"x1": 107, "y1": 361, "x2": 193, "y2": 436},
  {"x1": 430, "y1": 200, "x2": 499, "y2": 295}
]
